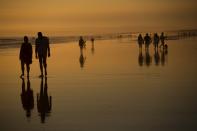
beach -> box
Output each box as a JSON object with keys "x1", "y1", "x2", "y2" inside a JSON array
[{"x1": 0, "y1": 37, "x2": 197, "y2": 131}]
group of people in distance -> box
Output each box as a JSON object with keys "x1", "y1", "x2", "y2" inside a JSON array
[
  {"x1": 137, "y1": 32, "x2": 168, "y2": 51},
  {"x1": 19, "y1": 32, "x2": 50, "y2": 78},
  {"x1": 137, "y1": 32, "x2": 168, "y2": 67},
  {"x1": 78, "y1": 36, "x2": 95, "y2": 52}
]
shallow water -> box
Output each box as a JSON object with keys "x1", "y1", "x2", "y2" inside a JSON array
[{"x1": 0, "y1": 38, "x2": 197, "y2": 131}]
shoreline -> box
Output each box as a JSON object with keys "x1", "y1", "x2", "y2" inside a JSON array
[{"x1": 0, "y1": 29, "x2": 197, "y2": 49}]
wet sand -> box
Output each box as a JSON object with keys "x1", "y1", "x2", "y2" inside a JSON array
[{"x1": 0, "y1": 38, "x2": 197, "y2": 131}]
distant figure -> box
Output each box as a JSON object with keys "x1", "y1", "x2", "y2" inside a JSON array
[
  {"x1": 21, "y1": 77, "x2": 34, "y2": 118},
  {"x1": 144, "y1": 33, "x2": 152, "y2": 51},
  {"x1": 159, "y1": 32, "x2": 166, "y2": 49},
  {"x1": 153, "y1": 33, "x2": 160, "y2": 50},
  {"x1": 137, "y1": 34, "x2": 144, "y2": 51},
  {"x1": 37, "y1": 77, "x2": 52, "y2": 123},
  {"x1": 79, "y1": 36, "x2": 86, "y2": 54},
  {"x1": 19, "y1": 36, "x2": 32, "y2": 77},
  {"x1": 35, "y1": 32, "x2": 51, "y2": 77}
]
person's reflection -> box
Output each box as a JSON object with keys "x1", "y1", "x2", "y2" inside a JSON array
[
  {"x1": 160, "y1": 48, "x2": 168, "y2": 66},
  {"x1": 91, "y1": 40, "x2": 95, "y2": 55},
  {"x1": 145, "y1": 50, "x2": 152, "y2": 67},
  {"x1": 79, "y1": 51, "x2": 86, "y2": 69},
  {"x1": 37, "y1": 77, "x2": 52, "y2": 123},
  {"x1": 21, "y1": 77, "x2": 34, "y2": 118},
  {"x1": 154, "y1": 49, "x2": 160, "y2": 66},
  {"x1": 138, "y1": 50, "x2": 144, "y2": 66}
]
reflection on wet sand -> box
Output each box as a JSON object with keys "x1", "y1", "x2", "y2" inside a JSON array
[
  {"x1": 37, "y1": 77, "x2": 52, "y2": 123},
  {"x1": 145, "y1": 50, "x2": 152, "y2": 66},
  {"x1": 154, "y1": 49, "x2": 160, "y2": 66},
  {"x1": 138, "y1": 49, "x2": 168, "y2": 67},
  {"x1": 138, "y1": 50, "x2": 144, "y2": 66},
  {"x1": 91, "y1": 39, "x2": 95, "y2": 55},
  {"x1": 79, "y1": 53, "x2": 86, "y2": 69},
  {"x1": 79, "y1": 45, "x2": 86, "y2": 69},
  {"x1": 161, "y1": 49, "x2": 168, "y2": 66},
  {"x1": 20, "y1": 78, "x2": 34, "y2": 118}
]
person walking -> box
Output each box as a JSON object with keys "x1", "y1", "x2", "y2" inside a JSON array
[
  {"x1": 144, "y1": 33, "x2": 151, "y2": 51},
  {"x1": 19, "y1": 36, "x2": 32, "y2": 77},
  {"x1": 153, "y1": 33, "x2": 160, "y2": 50},
  {"x1": 35, "y1": 32, "x2": 51, "y2": 77},
  {"x1": 159, "y1": 32, "x2": 166, "y2": 49},
  {"x1": 79, "y1": 36, "x2": 86, "y2": 54},
  {"x1": 137, "y1": 34, "x2": 144, "y2": 51}
]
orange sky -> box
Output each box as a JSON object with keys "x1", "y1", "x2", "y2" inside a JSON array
[{"x1": 0, "y1": 0, "x2": 196, "y2": 36}]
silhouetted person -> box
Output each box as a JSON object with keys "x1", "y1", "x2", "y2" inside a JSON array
[
  {"x1": 159, "y1": 32, "x2": 166, "y2": 49},
  {"x1": 154, "y1": 49, "x2": 160, "y2": 66},
  {"x1": 153, "y1": 33, "x2": 160, "y2": 50},
  {"x1": 138, "y1": 50, "x2": 144, "y2": 66},
  {"x1": 79, "y1": 36, "x2": 86, "y2": 54},
  {"x1": 35, "y1": 32, "x2": 51, "y2": 77},
  {"x1": 145, "y1": 50, "x2": 152, "y2": 67},
  {"x1": 137, "y1": 34, "x2": 144, "y2": 51},
  {"x1": 144, "y1": 33, "x2": 151, "y2": 51},
  {"x1": 19, "y1": 36, "x2": 32, "y2": 77},
  {"x1": 21, "y1": 77, "x2": 34, "y2": 118},
  {"x1": 37, "y1": 77, "x2": 52, "y2": 123}
]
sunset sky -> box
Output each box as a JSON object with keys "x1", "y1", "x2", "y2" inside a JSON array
[{"x1": 0, "y1": 0, "x2": 196, "y2": 36}]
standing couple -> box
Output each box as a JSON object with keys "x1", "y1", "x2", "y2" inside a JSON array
[{"x1": 19, "y1": 32, "x2": 51, "y2": 78}]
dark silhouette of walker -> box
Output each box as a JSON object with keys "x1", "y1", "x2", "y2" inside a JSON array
[
  {"x1": 159, "y1": 32, "x2": 166, "y2": 49},
  {"x1": 144, "y1": 33, "x2": 152, "y2": 51},
  {"x1": 137, "y1": 34, "x2": 144, "y2": 52},
  {"x1": 19, "y1": 36, "x2": 32, "y2": 78},
  {"x1": 37, "y1": 77, "x2": 52, "y2": 123},
  {"x1": 153, "y1": 33, "x2": 160, "y2": 50},
  {"x1": 35, "y1": 32, "x2": 51, "y2": 77},
  {"x1": 79, "y1": 36, "x2": 86, "y2": 54},
  {"x1": 20, "y1": 77, "x2": 34, "y2": 118}
]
